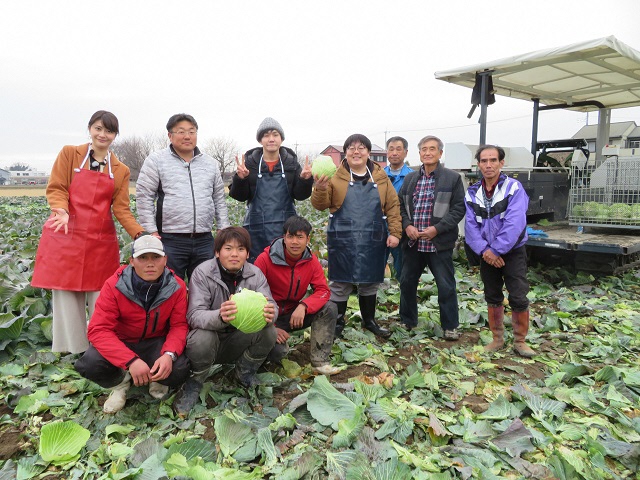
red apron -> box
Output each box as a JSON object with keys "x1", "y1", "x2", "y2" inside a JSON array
[{"x1": 31, "y1": 152, "x2": 120, "y2": 292}]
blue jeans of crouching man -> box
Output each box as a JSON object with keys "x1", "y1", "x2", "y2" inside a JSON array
[
  {"x1": 399, "y1": 246, "x2": 459, "y2": 330},
  {"x1": 160, "y1": 232, "x2": 215, "y2": 282},
  {"x1": 268, "y1": 302, "x2": 338, "y2": 366},
  {"x1": 479, "y1": 246, "x2": 529, "y2": 311},
  {"x1": 185, "y1": 325, "x2": 277, "y2": 382},
  {"x1": 75, "y1": 336, "x2": 191, "y2": 388}
]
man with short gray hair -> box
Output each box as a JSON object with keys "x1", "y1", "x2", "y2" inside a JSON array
[{"x1": 398, "y1": 135, "x2": 465, "y2": 338}]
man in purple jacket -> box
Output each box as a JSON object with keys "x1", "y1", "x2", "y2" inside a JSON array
[{"x1": 464, "y1": 145, "x2": 535, "y2": 357}]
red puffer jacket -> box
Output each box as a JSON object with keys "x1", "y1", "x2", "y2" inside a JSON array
[
  {"x1": 254, "y1": 237, "x2": 330, "y2": 316},
  {"x1": 87, "y1": 265, "x2": 188, "y2": 369}
]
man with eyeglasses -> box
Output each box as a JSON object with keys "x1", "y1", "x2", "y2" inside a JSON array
[
  {"x1": 398, "y1": 135, "x2": 465, "y2": 339},
  {"x1": 136, "y1": 113, "x2": 230, "y2": 281}
]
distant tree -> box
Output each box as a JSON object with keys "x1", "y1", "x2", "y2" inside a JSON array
[
  {"x1": 8, "y1": 162, "x2": 30, "y2": 171},
  {"x1": 296, "y1": 150, "x2": 320, "y2": 168},
  {"x1": 111, "y1": 133, "x2": 167, "y2": 181},
  {"x1": 200, "y1": 137, "x2": 239, "y2": 175}
]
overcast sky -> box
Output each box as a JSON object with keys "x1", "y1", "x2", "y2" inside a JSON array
[{"x1": 2, "y1": 0, "x2": 640, "y2": 173}]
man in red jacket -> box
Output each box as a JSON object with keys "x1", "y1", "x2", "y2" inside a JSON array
[
  {"x1": 255, "y1": 215, "x2": 340, "y2": 375},
  {"x1": 75, "y1": 235, "x2": 189, "y2": 413}
]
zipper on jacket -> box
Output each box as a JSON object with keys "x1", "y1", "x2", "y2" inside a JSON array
[
  {"x1": 187, "y1": 163, "x2": 197, "y2": 233},
  {"x1": 140, "y1": 312, "x2": 150, "y2": 342},
  {"x1": 152, "y1": 311, "x2": 159, "y2": 333}
]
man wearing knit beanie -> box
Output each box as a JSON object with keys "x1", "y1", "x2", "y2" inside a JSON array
[
  {"x1": 230, "y1": 117, "x2": 313, "y2": 262},
  {"x1": 256, "y1": 117, "x2": 285, "y2": 142}
]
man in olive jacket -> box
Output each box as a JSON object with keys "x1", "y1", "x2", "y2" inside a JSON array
[{"x1": 398, "y1": 135, "x2": 465, "y2": 338}]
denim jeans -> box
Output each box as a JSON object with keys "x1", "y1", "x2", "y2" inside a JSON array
[
  {"x1": 399, "y1": 246, "x2": 459, "y2": 330},
  {"x1": 75, "y1": 336, "x2": 190, "y2": 389},
  {"x1": 480, "y1": 246, "x2": 529, "y2": 311},
  {"x1": 161, "y1": 233, "x2": 214, "y2": 281},
  {"x1": 386, "y1": 245, "x2": 403, "y2": 281}
]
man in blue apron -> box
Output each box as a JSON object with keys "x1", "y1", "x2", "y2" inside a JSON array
[{"x1": 229, "y1": 118, "x2": 313, "y2": 262}]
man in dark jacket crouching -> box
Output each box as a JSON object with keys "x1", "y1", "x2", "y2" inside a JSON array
[{"x1": 75, "y1": 235, "x2": 190, "y2": 414}]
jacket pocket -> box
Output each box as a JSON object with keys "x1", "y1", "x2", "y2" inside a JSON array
[{"x1": 433, "y1": 192, "x2": 452, "y2": 218}]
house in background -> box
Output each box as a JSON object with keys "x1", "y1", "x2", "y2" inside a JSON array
[
  {"x1": 572, "y1": 121, "x2": 640, "y2": 152},
  {"x1": 10, "y1": 168, "x2": 48, "y2": 185},
  {"x1": 320, "y1": 144, "x2": 387, "y2": 167},
  {"x1": 0, "y1": 168, "x2": 10, "y2": 185}
]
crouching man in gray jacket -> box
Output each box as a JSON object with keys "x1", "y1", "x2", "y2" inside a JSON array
[{"x1": 173, "y1": 227, "x2": 277, "y2": 417}]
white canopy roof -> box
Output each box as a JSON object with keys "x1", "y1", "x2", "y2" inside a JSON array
[{"x1": 434, "y1": 36, "x2": 640, "y2": 111}]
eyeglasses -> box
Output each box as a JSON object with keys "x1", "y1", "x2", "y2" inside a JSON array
[
  {"x1": 346, "y1": 145, "x2": 368, "y2": 153},
  {"x1": 171, "y1": 130, "x2": 197, "y2": 137}
]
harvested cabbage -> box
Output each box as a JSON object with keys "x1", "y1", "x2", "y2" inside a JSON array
[
  {"x1": 311, "y1": 155, "x2": 337, "y2": 178},
  {"x1": 230, "y1": 289, "x2": 268, "y2": 333}
]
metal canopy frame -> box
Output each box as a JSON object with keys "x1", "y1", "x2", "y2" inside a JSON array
[{"x1": 435, "y1": 36, "x2": 640, "y2": 161}]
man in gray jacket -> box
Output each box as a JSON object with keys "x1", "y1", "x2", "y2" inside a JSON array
[
  {"x1": 136, "y1": 113, "x2": 230, "y2": 280},
  {"x1": 173, "y1": 227, "x2": 277, "y2": 417},
  {"x1": 398, "y1": 135, "x2": 465, "y2": 338}
]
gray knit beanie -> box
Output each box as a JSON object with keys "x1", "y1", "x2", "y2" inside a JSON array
[{"x1": 256, "y1": 117, "x2": 285, "y2": 142}]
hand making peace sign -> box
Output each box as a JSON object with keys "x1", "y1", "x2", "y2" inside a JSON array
[
  {"x1": 300, "y1": 155, "x2": 312, "y2": 180},
  {"x1": 235, "y1": 154, "x2": 249, "y2": 179}
]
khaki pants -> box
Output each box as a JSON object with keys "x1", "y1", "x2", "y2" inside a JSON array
[{"x1": 52, "y1": 290, "x2": 100, "y2": 353}]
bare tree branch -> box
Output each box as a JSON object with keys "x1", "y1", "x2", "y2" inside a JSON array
[
  {"x1": 200, "y1": 136, "x2": 239, "y2": 175},
  {"x1": 112, "y1": 133, "x2": 167, "y2": 181}
]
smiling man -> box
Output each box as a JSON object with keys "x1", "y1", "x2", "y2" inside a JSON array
[
  {"x1": 384, "y1": 136, "x2": 413, "y2": 280},
  {"x1": 229, "y1": 117, "x2": 313, "y2": 262},
  {"x1": 75, "y1": 235, "x2": 190, "y2": 414},
  {"x1": 254, "y1": 215, "x2": 340, "y2": 375},
  {"x1": 398, "y1": 135, "x2": 465, "y2": 338},
  {"x1": 465, "y1": 145, "x2": 534, "y2": 357},
  {"x1": 174, "y1": 227, "x2": 277, "y2": 416},
  {"x1": 136, "y1": 113, "x2": 229, "y2": 281}
]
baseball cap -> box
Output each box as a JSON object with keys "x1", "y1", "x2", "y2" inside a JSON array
[{"x1": 132, "y1": 235, "x2": 165, "y2": 258}]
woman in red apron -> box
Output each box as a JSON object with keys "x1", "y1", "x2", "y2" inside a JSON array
[
  {"x1": 32, "y1": 111, "x2": 145, "y2": 353},
  {"x1": 311, "y1": 134, "x2": 403, "y2": 339}
]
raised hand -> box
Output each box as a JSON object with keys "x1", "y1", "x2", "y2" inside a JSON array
[
  {"x1": 236, "y1": 154, "x2": 249, "y2": 179},
  {"x1": 313, "y1": 174, "x2": 330, "y2": 191},
  {"x1": 300, "y1": 155, "x2": 312, "y2": 180}
]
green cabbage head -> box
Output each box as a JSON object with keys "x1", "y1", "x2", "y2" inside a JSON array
[
  {"x1": 311, "y1": 155, "x2": 337, "y2": 178},
  {"x1": 230, "y1": 288, "x2": 268, "y2": 333}
]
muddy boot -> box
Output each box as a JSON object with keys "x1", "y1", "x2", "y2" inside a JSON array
[
  {"x1": 310, "y1": 302, "x2": 338, "y2": 368},
  {"x1": 266, "y1": 342, "x2": 289, "y2": 365},
  {"x1": 173, "y1": 370, "x2": 207, "y2": 417},
  {"x1": 148, "y1": 382, "x2": 169, "y2": 399},
  {"x1": 512, "y1": 310, "x2": 535, "y2": 357},
  {"x1": 359, "y1": 295, "x2": 390, "y2": 338},
  {"x1": 484, "y1": 304, "x2": 505, "y2": 352},
  {"x1": 234, "y1": 351, "x2": 264, "y2": 388},
  {"x1": 103, "y1": 372, "x2": 131, "y2": 414},
  {"x1": 333, "y1": 300, "x2": 348, "y2": 338}
]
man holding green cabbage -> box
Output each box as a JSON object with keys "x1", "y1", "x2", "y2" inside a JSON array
[
  {"x1": 173, "y1": 227, "x2": 277, "y2": 416},
  {"x1": 255, "y1": 215, "x2": 340, "y2": 376}
]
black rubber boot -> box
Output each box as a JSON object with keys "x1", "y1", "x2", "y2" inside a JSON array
[
  {"x1": 234, "y1": 351, "x2": 264, "y2": 388},
  {"x1": 333, "y1": 300, "x2": 348, "y2": 338},
  {"x1": 359, "y1": 295, "x2": 390, "y2": 338}
]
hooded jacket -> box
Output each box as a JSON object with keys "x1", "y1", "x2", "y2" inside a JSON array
[
  {"x1": 310, "y1": 161, "x2": 402, "y2": 239},
  {"x1": 229, "y1": 146, "x2": 313, "y2": 203},
  {"x1": 87, "y1": 265, "x2": 188, "y2": 369},
  {"x1": 187, "y1": 259, "x2": 277, "y2": 331},
  {"x1": 398, "y1": 162, "x2": 465, "y2": 252},
  {"x1": 136, "y1": 146, "x2": 230, "y2": 234},
  {"x1": 465, "y1": 173, "x2": 529, "y2": 256},
  {"x1": 254, "y1": 237, "x2": 330, "y2": 316}
]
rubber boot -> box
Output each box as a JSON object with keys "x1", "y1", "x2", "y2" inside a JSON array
[
  {"x1": 484, "y1": 304, "x2": 505, "y2": 352},
  {"x1": 173, "y1": 370, "x2": 206, "y2": 417},
  {"x1": 359, "y1": 295, "x2": 390, "y2": 338},
  {"x1": 148, "y1": 382, "x2": 169, "y2": 399},
  {"x1": 266, "y1": 342, "x2": 289, "y2": 365},
  {"x1": 512, "y1": 310, "x2": 535, "y2": 357},
  {"x1": 103, "y1": 372, "x2": 131, "y2": 414},
  {"x1": 234, "y1": 351, "x2": 264, "y2": 388},
  {"x1": 333, "y1": 300, "x2": 348, "y2": 338}
]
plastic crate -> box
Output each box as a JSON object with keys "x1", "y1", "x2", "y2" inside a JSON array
[{"x1": 568, "y1": 156, "x2": 640, "y2": 229}]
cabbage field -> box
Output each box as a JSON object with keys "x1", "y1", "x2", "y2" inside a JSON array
[{"x1": 0, "y1": 195, "x2": 639, "y2": 479}]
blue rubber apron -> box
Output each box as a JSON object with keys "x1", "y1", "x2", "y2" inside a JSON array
[
  {"x1": 327, "y1": 167, "x2": 388, "y2": 283},
  {"x1": 243, "y1": 155, "x2": 296, "y2": 261}
]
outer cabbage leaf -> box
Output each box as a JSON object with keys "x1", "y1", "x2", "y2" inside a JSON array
[
  {"x1": 307, "y1": 375, "x2": 359, "y2": 430},
  {"x1": 39, "y1": 421, "x2": 90, "y2": 465}
]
